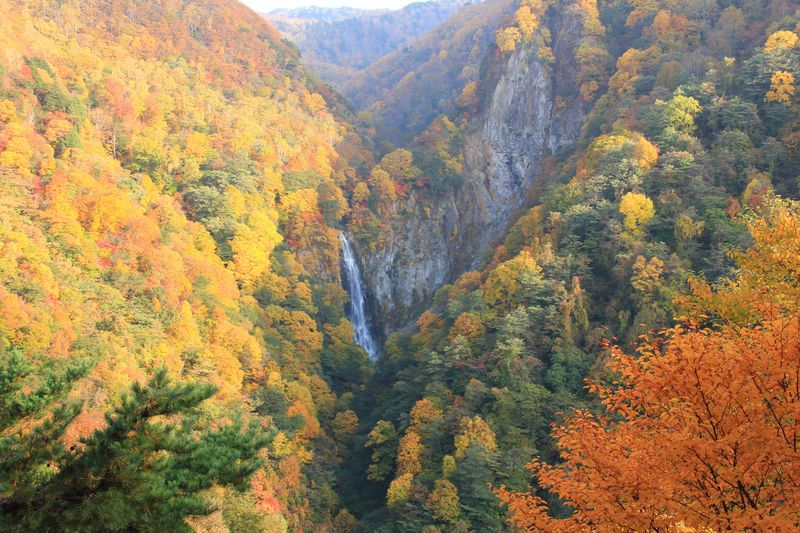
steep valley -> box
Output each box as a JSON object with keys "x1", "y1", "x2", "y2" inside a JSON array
[
  {"x1": 351, "y1": 3, "x2": 588, "y2": 333},
  {"x1": 266, "y1": 0, "x2": 477, "y2": 89},
  {"x1": 2, "y1": 0, "x2": 800, "y2": 531}
]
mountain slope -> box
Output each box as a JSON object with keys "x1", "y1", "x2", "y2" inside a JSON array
[
  {"x1": 340, "y1": 0, "x2": 516, "y2": 144},
  {"x1": 342, "y1": 0, "x2": 587, "y2": 331},
  {"x1": 267, "y1": 0, "x2": 477, "y2": 88},
  {"x1": 336, "y1": 0, "x2": 800, "y2": 529},
  {"x1": 3, "y1": 0, "x2": 800, "y2": 531},
  {"x1": 0, "y1": 0, "x2": 375, "y2": 529}
]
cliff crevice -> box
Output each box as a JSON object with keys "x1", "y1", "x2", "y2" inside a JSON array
[{"x1": 358, "y1": 8, "x2": 586, "y2": 332}]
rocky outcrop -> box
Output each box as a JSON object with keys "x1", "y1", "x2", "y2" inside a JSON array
[
  {"x1": 355, "y1": 191, "x2": 459, "y2": 334},
  {"x1": 357, "y1": 9, "x2": 586, "y2": 332}
]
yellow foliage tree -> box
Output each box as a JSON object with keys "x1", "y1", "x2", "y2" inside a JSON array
[
  {"x1": 442, "y1": 455, "x2": 456, "y2": 478},
  {"x1": 396, "y1": 430, "x2": 424, "y2": 476},
  {"x1": 483, "y1": 250, "x2": 541, "y2": 308},
  {"x1": 674, "y1": 214, "x2": 705, "y2": 243},
  {"x1": 631, "y1": 256, "x2": 665, "y2": 302},
  {"x1": 184, "y1": 131, "x2": 212, "y2": 161},
  {"x1": 0, "y1": 99, "x2": 16, "y2": 122},
  {"x1": 379, "y1": 148, "x2": 418, "y2": 184},
  {"x1": 427, "y1": 479, "x2": 461, "y2": 524},
  {"x1": 515, "y1": 6, "x2": 539, "y2": 39},
  {"x1": 619, "y1": 192, "x2": 655, "y2": 232},
  {"x1": 456, "y1": 81, "x2": 478, "y2": 109},
  {"x1": 171, "y1": 300, "x2": 203, "y2": 351},
  {"x1": 304, "y1": 92, "x2": 327, "y2": 114},
  {"x1": 454, "y1": 416, "x2": 497, "y2": 459},
  {"x1": 764, "y1": 30, "x2": 799, "y2": 52},
  {"x1": 765, "y1": 70, "x2": 796, "y2": 104},
  {"x1": 496, "y1": 27, "x2": 522, "y2": 53},
  {"x1": 0, "y1": 137, "x2": 34, "y2": 173},
  {"x1": 632, "y1": 134, "x2": 659, "y2": 171},
  {"x1": 351, "y1": 182, "x2": 370, "y2": 205},
  {"x1": 387, "y1": 473, "x2": 413, "y2": 508},
  {"x1": 332, "y1": 410, "x2": 359, "y2": 443},
  {"x1": 410, "y1": 398, "x2": 444, "y2": 430},
  {"x1": 230, "y1": 210, "x2": 282, "y2": 288},
  {"x1": 368, "y1": 166, "x2": 396, "y2": 215}
]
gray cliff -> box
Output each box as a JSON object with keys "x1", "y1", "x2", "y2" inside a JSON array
[{"x1": 354, "y1": 11, "x2": 586, "y2": 333}]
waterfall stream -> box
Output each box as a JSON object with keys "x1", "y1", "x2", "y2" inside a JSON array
[{"x1": 339, "y1": 233, "x2": 378, "y2": 359}]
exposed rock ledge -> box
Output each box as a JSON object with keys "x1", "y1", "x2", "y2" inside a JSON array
[{"x1": 355, "y1": 11, "x2": 586, "y2": 333}]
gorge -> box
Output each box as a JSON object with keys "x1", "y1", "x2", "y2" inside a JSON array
[
  {"x1": 2, "y1": 0, "x2": 800, "y2": 531},
  {"x1": 351, "y1": 0, "x2": 587, "y2": 332}
]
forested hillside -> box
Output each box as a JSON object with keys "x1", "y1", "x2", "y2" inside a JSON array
[
  {"x1": 338, "y1": 0, "x2": 516, "y2": 144},
  {"x1": 267, "y1": 1, "x2": 476, "y2": 89},
  {"x1": 2, "y1": 0, "x2": 800, "y2": 531},
  {"x1": 0, "y1": 0, "x2": 376, "y2": 530},
  {"x1": 330, "y1": 0, "x2": 800, "y2": 530}
]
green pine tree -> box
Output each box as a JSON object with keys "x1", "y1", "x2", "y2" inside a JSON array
[{"x1": 1, "y1": 366, "x2": 270, "y2": 532}]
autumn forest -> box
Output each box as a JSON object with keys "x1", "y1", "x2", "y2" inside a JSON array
[{"x1": 1, "y1": 0, "x2": 800, "y2": 531}]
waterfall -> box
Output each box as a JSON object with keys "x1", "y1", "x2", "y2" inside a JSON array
[{"x1": 339, "y1": 233, "x2": 378, "y2": 359}]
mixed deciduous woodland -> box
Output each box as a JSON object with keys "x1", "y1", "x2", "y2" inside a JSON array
[{"x1": 1, "y1": 0, "x2": 800, "y2": 531}]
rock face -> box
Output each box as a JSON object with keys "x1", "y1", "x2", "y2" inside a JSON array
[{"x1": 356, "y1": 11, "x2": 585, "y2": 333}]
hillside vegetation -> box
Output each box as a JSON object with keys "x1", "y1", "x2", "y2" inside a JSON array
[
  {"x1": 334, "y1": 0, "x2": 800, "y2": 530},
  {"x1": 2, "y1": 0, "x2": 800, "y2": 531},
  {"x1": 267, "y1": 0, "x2": 476, "y2": 90},
  {"x1": 0, "y1": 0, "x2": 377, "y2": 530}
]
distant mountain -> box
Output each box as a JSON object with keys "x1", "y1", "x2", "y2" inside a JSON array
[
  {"x1": 266, "y1": 0, "x2": 478, "y2": 85},
  {"x1": 268, "y1": 5, "x2": 372, "y2": 23},
  {"x1": 340, "y1": 0, "x2": 515, "y2": 143}
]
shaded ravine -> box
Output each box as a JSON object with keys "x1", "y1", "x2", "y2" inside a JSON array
[
  {"x1": 356, "y1": 27, "x2": 586, "y2": 333},
  {"x1": 339, "y1": 233, "x2": 379, "y2": 359}
]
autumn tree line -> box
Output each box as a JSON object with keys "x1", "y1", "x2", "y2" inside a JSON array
[
  {"x1": 1, "y1": 0, "x2": 800, "y2": 531},
  {"x1": 0, "y1": 0, "x2": 380, "y2": 530},
  {"x1": 338, "y1": 0, "x2": 800, "y2": 531}
]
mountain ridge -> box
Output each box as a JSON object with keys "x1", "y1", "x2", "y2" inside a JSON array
[{"x1": 266, "y1": 0, "x2": 478, "y2": 87}]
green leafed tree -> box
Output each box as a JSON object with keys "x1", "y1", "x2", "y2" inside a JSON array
[
  {"x1": 365, "y1": 420, "x2": 399, "y2": 482},
  {"x1": 1, "y1": 367, "x2": 270, "y2": 533}
]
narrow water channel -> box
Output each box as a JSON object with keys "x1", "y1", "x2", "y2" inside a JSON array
[{"x1": 339, "y1": 233, "x2": 378, "y2": 359}]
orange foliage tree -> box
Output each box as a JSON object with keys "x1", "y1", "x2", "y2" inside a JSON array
[{"x1": 497, "y1": 200, "x2": 800, "y2": 531}]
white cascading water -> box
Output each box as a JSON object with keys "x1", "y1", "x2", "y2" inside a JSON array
[{"x1": 339, "y1": 233, "x2": 378, "y2": 359}]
